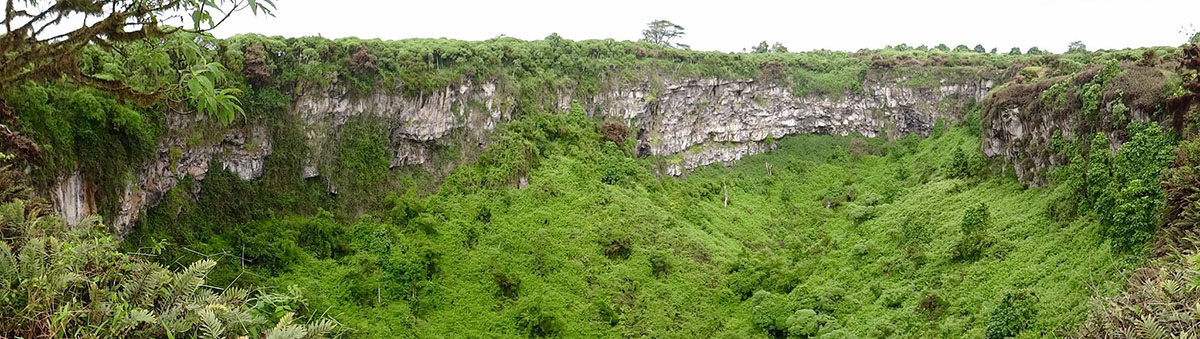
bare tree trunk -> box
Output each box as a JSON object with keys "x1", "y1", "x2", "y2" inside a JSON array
[{"x1": 723, "y1": 182, "x2": 728, "y2": 207}]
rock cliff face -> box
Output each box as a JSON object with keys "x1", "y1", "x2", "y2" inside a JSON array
[
  {"x1": 980, "y1": 64, "x2": 1174, "y2": 184},
  {"x1": 981, "y1": 105, "x2": 1081, "y2": 184},
  {"x1": 293, "y1": 80, "x2": 509, "y2": 178},
  {"x1": 48, "y1": 74, "x2": 995, "y2": 233},
  {"x1": 584, "y1": 78, "x2": 992, "y2": 175}
]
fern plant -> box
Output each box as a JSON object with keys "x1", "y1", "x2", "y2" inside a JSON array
[
  {"x1": 1076, "y1": 234, "x2": 1200, "y2": 337},
  {"x1": 0, "y1": 167, "x2": 337, "y2": 338}
]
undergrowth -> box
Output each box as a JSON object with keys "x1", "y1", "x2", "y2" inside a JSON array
[{"x1": 126, "y1": 112, "x2": 1158, "y2": 338}]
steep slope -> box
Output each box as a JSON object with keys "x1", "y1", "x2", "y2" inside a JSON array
[
  {"x1": 2, "y1": 35, "x2": 1186, "y2": 338},
  {"x1": 22, "y1": 37, "x2": 1177, "y2": 233},
  {"x1": 27, "y1": 36, "x2": 1011, "y2": 232},
  {"x1": 123, "y1": 111, "x2": 1156, "y2": 337}
]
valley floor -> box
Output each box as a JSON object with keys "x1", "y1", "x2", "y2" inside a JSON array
[{"x1": 127, "y1": 114, "x2": 1141, "y2": 338}]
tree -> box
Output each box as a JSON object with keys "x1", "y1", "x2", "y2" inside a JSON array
[
  {"x1": 989, "y1": 47, "x2": 998, "y2": 54},
  {"x1": 973, "y1": 44, "x2": 986, "y2": 53},
  {"x1": 749, "y1": 41, "x2": 788, "y2": 53},
  {"x1": 0, "y1": 0, "x2": 275, "y2": 160},
  {"x1": 952, "y1": 202, "x2": 990, "y2": 261},
  {"x1": 953, "y1": 44, "x2": 971, "y2": 52},
  {"x1": 1027, "y1": 46, "x2": 1043, "y2": 55},
  {"x1": 1009, "y1": 47, "x2": 1022, "y2": 55},
  {"x1": 935, "y1": 44, "x2": 950, "y2": 51},
  {"x1": 641, "y1": 20, "x2": 687, "y2": 49},
  {"x1": 751, "y1": 41, "x2": 770, "y2": 53},
  {"x1": 1068, "y1": 40, "x2": 1087, "y2": 54},
  {"x1": 0, "y1": 0, "x2": 274, "y2": 100}
]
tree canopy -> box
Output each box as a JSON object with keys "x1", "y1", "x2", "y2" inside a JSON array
[
  {"x1": 1068, "y1": 40, "x2": 1087, "y2": 54},
  {"x1": 1, "y1": 0, "x2": 275, "y2": 100},
  {"x1": 749, "y1": 40, "x2": 788, "y2": 53},
  {"x1": 640, "y1": 19, "x2": 687, "y2": 49},
  {"x1": 0, "y1": 0, "x2": 274, "y2": 160}
]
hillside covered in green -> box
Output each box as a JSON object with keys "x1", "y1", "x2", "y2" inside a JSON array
[
  {"x1": 3, "y1": 27, "x2": 1199, "y2": 338},
  {"x1": 119, "y1": 106, "x2": 1174, "y2": 337}
]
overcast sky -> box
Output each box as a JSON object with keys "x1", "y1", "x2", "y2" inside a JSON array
[{"x1": 211, "y1": 0, "x2": 1200, "y2": 53}]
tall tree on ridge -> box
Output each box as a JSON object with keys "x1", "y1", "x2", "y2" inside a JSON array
[{"x1": 641, "y1": 19, "x2": 688, "y2": 49}]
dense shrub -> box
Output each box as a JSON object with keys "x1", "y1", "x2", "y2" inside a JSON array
[
  {"x1": 1163, "y1": 140, "x2": 1200, "y2": 238},
  {"x1": 4, "y1": 85, "x2": 162, "y2": 217},
  {"x1": 953, "y1": 202, "x2": 990, "y2": 261},
  {"x1": 1094, "y1": 123, "x2": 1175, "y2": 250},
  {"x1": 601, "y1": 118, "x2": 628, "y2": 145},
  {"x1": 985, "y1": 291, "x2": 1038, "y2": 339},
  {"x1": 917, "y1": 293, "x2": 946, "y2": 320}
]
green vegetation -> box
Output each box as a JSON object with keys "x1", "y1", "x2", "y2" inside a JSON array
[
  {"x1": 0, "y1": 166, "x2": 336, "y2": 338},
  {"x1": 124, "y1": 110, "x2": 1159, "y2": 337},
  {"x1": 3, "y1": 84, "x2": 164, "y2": 217},
  {"x1": 2, "y1": 33, "x2": 1091, "y2": 224},
  {"x1": 3, "y1": 27, "x2": 1197, "y2": 337}
]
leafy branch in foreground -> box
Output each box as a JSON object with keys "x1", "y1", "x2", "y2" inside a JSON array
[
  {"x1": 184, "y1": 62, "x2": 245, "y2": 125},
  {"x1": 0, "y1": 0, "x2": 275, "y2": 101},
  {"x1": 0, "y1": 0, "x2": 275, "y2": 161}
]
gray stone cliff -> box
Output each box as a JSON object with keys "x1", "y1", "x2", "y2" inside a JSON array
[{"x1": 49, "y1": 75, "x2": 995, "y2": 232}]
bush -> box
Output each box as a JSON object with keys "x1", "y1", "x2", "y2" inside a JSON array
[
  {"x1": 985, "y1": 291, "x2": 1038, "y2": 339},
  {"x1": 1163, "y1": 140, "x2": 1200, "y2": 237},
  {"x1": 514, "y1": 298, "x2": 563, "y2": 338},
  {"x1": 749, "y1": 290, "x2": 792, "y2": 336},
  {"x1": 946, "y1": 148, "x2": 970, "y2": 178},
  {"x1": 601, "y1": 118, "x2": 629, "y2": 145},
  {"x1": 786, "y1": 309, "x2": 822, "y2": 336},
  {"x1": 650, "y1": 254, "x2": 671, "y2": 278},
  {"x1": 492, "y1": 269, "x2": 521, "y2": 299},
  {"x1": 603, "y1": 237, "x2": 633, "y2": 260},
  {"x1": 1076, "y1": 238, "x2": 1200, "y2": 336},
  {"x1": 1089, "y1": 123, "x2": 1176, "y2": 250},
  {"x1": 917, "y1": 293, "x2": 946, "y2": 320},
  {"x1": 382, "y1": 237, "x2": 439, "y2": 300},
  {"x1": 953, "y1": 203, "x2": 990, "y2": 261},
  {"x1": 849, "y1": 138, "x2": 870, "y2": 158}
]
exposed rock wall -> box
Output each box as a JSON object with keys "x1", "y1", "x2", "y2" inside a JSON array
[
  {"x1": 50, "y1": 171, "x2": 94, "y2": 225},
  {"x1": 111, "y1": 114, "x2": 273, "y2": 231},
  {"x1": 293, "y1": 80, "x2": 508, "y2": 178},
  {"x1": 980, "y1": 64, "x2": 1174, "y2": 184},
  {"x1": 48, "y1": 73, "x2": 996, "y2": 233},
  {"x1": 584, "y1": 78, "x2": 992, "y2": 174}
]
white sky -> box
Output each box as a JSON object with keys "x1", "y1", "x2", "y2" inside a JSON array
[{"x1": 211, "y1": 0, "x2": 1200, "y2": 53}]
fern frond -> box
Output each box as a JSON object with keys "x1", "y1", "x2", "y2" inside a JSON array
[
  {"x1": 302, "y1": 318, "x2": 336, "y2": 339},
  {"x1": 1140, "y1": 314, "x2": 1167, "y2": 339},
  {"x1": 0, "y1": 242, "x2": 15, "y2": 279},
  {"x1": 175, "y1": 259, "x2": 217, "y2": 293},
  {"x1": 223, "y1": 308, "x2": 263, "y2": 330},
  {"x1": 199, "y1": 309, "x2": 225, "y2": 339},
  {"x1": 265, "y1": 324, "x2": 308, "y2": 339}
]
